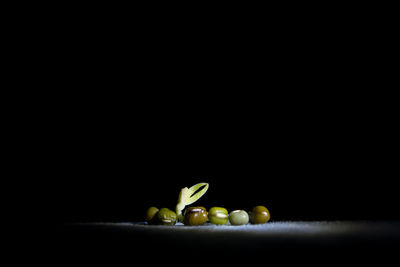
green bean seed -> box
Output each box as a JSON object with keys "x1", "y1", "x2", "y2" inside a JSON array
[
  {"x1": 209, "y1": 207, "x2": 228, "y2": 225},
  {"x1": 145, "y1": 207, "x2": 159, "y2": 225},
  {"x1": 156, "y1": 208, "x2": 177, "y2": 225},
  {"x1": 229, "y1": 210, "x2": 249, "y2": 225}
]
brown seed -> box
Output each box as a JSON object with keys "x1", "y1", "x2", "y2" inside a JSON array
[
  {"x1": 183, "y1": 206, "x2": 208, "y2": 226},
  {"x1": 249, "y1": 205, "x2": 270, "y2": 224}
]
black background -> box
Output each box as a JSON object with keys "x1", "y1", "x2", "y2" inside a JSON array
[
  {"x1": 29, "y1": 9, "x2": 398, "y2": 225},
  {"x1": 28, "y1": 10, "x2": 399, "y2": 265},
  {"x1": 49, "y1": 90, "x2": 398, "y2": 224},
  {"x1": 47, "y1": 91, "x2": 398, "y2": 265}
]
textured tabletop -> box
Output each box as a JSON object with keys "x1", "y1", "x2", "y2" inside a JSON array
[
  {"x1": 60, "y1": 221, "x2": 400, "y2": 247},
  {"x1": 57, "y1": 221, "x2": 400, "y2": 264}
]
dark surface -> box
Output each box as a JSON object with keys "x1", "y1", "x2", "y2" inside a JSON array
[
  {"x1": 55, "y1": 221, "x2": 400, "y2": 265},
  {"x1": 46, "y1": 91, "x2": 398, "y2": 267}
]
